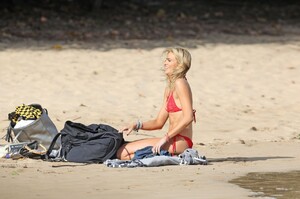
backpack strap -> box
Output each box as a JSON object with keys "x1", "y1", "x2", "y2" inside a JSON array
[{"x1": 101, "y1": 133, "x2": 119, "y2": 161}]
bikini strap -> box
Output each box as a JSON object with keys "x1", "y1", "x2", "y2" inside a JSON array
[{"x1": 193, "y1": 109, "x2": 196, "y2": 123}]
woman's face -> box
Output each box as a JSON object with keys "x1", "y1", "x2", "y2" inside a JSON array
[{"x1": 164, "y1": 52, "x2": 178, "y2": 76}]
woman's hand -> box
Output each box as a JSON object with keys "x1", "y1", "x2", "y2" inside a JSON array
[
  {"x1": 119, "y1": 123, "x2": 136, "y2": 135},
  {"x1": 152, "y1": 136, "x2": 168, "y2": 154}
]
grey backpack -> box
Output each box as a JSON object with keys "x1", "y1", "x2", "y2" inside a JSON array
[{"x1": 45, "y1": 121, "x2": 124, "y2": 163}]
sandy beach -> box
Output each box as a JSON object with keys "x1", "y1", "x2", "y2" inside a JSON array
[{"x1": 1, "y1": 32, "x2": 300, "y2": 198}]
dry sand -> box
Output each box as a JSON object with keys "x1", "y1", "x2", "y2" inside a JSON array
[{"x1": 0, "y1": 34, "x2": 300, "y2": 198}]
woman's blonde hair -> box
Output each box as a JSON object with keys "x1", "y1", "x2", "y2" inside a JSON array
[{"x1": 163, "y1": 47, "x2": 192, "y2": 90}]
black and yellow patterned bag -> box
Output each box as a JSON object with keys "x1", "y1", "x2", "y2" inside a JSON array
[{"x1": 6, "y1": 104, "x2": 60, "y2": 150}]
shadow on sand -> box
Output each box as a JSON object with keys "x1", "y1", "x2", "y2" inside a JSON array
[{"x1": 207, "y1": 156, "x2": 294, "y2": 163}]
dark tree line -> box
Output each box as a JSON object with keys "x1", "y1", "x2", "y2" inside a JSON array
[
  {"x1": 1, "y1": 0, "x2": 299, "y2": 43},
  {"x1": 1, "y1": 0, "x2": 300, "y2": 12}
]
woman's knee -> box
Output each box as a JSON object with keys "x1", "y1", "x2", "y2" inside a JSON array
[{"x1": 117, "y1": 144, "x2": 132, "y2": 160}]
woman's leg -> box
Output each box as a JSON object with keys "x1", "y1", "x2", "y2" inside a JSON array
[
  {"x1": 117, "y1": 136, "x2": 190, "y2": 160},
  {"x1": 117, "y1": 138, "x2": 161, "y2": 160}
]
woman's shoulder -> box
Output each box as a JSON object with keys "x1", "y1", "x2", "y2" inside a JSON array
[
  {"x1": 174, "y1": 77, "x2": 189, "y2": 89},
  {"x1": 174, "y1": 77, "x2": 192, "y2": 96}
]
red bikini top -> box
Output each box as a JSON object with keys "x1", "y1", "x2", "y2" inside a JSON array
[
  {"x1": 166, "y1": 92, "x2": 182, "y2": 113},
  {"x1": 166, "y1": 91, "x2": 197, "y2": 122}
]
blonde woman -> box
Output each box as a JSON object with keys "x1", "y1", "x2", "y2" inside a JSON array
[{"x1": 117, "y1": 47, "x2": 195, "y2": 160}]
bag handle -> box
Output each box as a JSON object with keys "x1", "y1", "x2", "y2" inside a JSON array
[
  {"x1": 44, "y1": 132, "x2": 61, "y2": 160},
  {"x1": 5, "y1": 126, "x2": 13, "y2": 143}
]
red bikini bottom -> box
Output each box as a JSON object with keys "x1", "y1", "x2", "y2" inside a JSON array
[{"x1": 172, "y1": 134, "x2": 193, "y2": 154}]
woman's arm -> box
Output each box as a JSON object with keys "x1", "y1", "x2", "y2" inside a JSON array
[
  {"x1": 140, "y1": 106, "x2": 169, "y2": 131},
  {"x1": 120, "y1": 88, "x2": 169, "y2": 135}
]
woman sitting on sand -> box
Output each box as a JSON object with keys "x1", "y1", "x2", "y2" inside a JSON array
[{"x1": 117, "y1": 47, "x2": 195, "y2": 160}]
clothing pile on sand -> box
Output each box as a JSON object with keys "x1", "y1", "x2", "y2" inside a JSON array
[{"x1": 104, "y1": 146, "x2": 207, "y2": 168}]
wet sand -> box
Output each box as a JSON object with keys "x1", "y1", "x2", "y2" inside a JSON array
[{"x1": 230, "y1": 170, "x2": 300, "y2": 198}]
